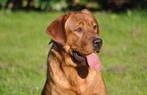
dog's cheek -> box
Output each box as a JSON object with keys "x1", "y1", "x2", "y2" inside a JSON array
[
  {"x1": 67, "y1": 33, "x2": 80, "y2": 49},
  {"x1": 80, "y1": 40, "x2": 94, "y2": 54},
  {"x1": 81, "y1": 34, "x2": 94, "y2": 52}
]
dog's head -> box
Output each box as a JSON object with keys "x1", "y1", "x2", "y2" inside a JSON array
[
  {"x1": 47, "y1": 9, "x2": 102, "y2": 56},
  {"x1": 47, "y1": 10, "x2": 102, "y2": 71}
]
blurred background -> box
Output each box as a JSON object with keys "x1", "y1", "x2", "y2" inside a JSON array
[
  {"x1": 0, "y1": 0, "x2": 147, "y2": 11},
  {"x1": 0, "y1": 0, "x2": 147, "y2": 95}
]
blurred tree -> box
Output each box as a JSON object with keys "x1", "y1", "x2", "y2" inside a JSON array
[
  {"x1": 0, "y1": 3, "x2": 2, "y2": 10},
  {"x1": 66, "y1": 0, "x2": 80, "y2": 5},
  {"x1": 38, "y1": 0, "x2": 49, "y2": 11},
  {"x1": 131, "y1": 0, "x2": 147, "y2": 9},
  {"x1": 66, "y1": 0, "x2": 87, "y2": 11},
  {"x1": 5, "y1": 0, "x2": 23, "y2": 11},
  {"x1": 25, "y1": 0, "x2": 34, "y2": 8},
  {"x1": 1, "y1": 0, "x2": 147, "y2": 12},
  {"x1": 38, "y1": 0, "x2": 67, "y2": 11},
  {"x1": 96, "y1": 0, "x2": 147, "y2": 11}
]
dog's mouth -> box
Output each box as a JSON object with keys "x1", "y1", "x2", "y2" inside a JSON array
[{"x1": 72, "y1": 51, "x2": 101, "y2": 71}]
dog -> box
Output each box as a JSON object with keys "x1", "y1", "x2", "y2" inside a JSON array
[{"x1": 42, "y1": 9, "x2": 107, "y2": 95}]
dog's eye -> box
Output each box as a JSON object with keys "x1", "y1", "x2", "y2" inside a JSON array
[
  {"x1": 93, "y1": 24, "x2": 97, "y2": 30},
  {"x1": 74, "y1": 27, "x2": 82, "y2": 32}
]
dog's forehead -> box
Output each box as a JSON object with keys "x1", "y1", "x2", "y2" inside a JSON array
[
  {"x1": 71, "y1": 12, "x2": 95, "y2": 23},
  {"x1": 65, "y1": 12, "x2": 96, "y2": 29}
]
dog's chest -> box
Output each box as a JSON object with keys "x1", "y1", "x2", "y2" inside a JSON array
[{"x1": 61, "y1": 66, "x2": 97, "y2": 94}]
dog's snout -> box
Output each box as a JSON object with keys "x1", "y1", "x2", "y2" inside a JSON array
[{"x1": 93, "y1": 38, "x2": 102, "y2": 49}]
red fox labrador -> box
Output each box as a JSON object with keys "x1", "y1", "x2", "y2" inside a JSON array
[{"x1": 42, "y1": 9, "x2": 107, "y2": 95}]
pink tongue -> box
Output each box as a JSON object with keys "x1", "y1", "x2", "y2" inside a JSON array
[{"x1": 86, "y1": 53, "x2": 102, "y2": 71}]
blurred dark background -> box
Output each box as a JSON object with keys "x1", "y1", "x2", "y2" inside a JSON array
[{"x1": 0, "y1": 0, "x2": 147, "y2": 12}]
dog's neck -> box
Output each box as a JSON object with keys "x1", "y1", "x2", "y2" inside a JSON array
[
  {"x1": 50, "y1": 41, "x2": 87, "y2": 65},
  {"x1": 50, "y1": 41, "x2": 89, "y2": 78}
]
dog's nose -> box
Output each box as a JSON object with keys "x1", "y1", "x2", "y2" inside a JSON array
[{"x1": 93, "y1": 38, "x2": 102, "y2": 49}]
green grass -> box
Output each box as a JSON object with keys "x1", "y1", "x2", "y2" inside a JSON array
[{"x1": 0, "y1": 10, "x2": 147, "y2": 95}]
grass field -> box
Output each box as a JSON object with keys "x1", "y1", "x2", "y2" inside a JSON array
[{"x1": 0, "y1": 10, "x2": 147, "y2": 95}]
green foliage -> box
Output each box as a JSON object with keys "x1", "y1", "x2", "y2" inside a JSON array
[
  {"x1": 0, "y1": 0, "x2": 7, "y2": 5},
  {"x1": 49, "y1": 0, "x2": 67, "y2": 11},
  {"x1": 0, "y1": 10, "x2": 147, "y2": 95}
]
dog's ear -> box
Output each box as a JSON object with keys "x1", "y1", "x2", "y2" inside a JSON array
[{"x1": 47, "y1": 14, "x2": 69, "y2": 45}]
